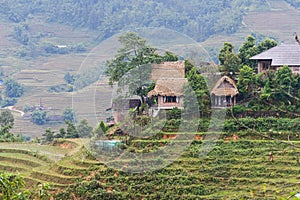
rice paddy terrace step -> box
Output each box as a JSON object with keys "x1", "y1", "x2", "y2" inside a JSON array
[{"x1": 30, "y1": 169, "x2": 78, "y2": 185}]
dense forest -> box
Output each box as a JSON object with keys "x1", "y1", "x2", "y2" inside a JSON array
[{"x1": 0, "y1": 0, "x2": 280, "y2": 42}]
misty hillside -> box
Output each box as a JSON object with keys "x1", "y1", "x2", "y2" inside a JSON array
[{"x1": 0, "y1": 0, "x2": 274, "y2": 42}]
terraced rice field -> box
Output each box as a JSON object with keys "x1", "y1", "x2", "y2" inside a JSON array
[{"x1": 1, "y1": 133, "x2": 300, "y2": 199}]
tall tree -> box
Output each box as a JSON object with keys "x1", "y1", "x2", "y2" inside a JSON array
[
  {"x1": 238, "y1": 35, "x2": 258, "y2": 69},
  {"x1": 274, "y1": 65, "x2": 297, "y2": 102},
  {"x1": 77, "y1": 119, "x2": 93, "y2": 138},
  {"x1": 218, "y1": 42, "x2": 241, "y2": 76},
  {"x1": 4, "y1": 79, "x2": 24, "y2": 98},
  {"x1": 257, "y1": 38, "x2": 277, "y2": 53},
  {"x1": 105, "y1": 32, "x2": 178, "y2": 105},
  {"x1": 0, "y1": 110, "x2": 14, "y2": 141},
  {"x1": 185, "y1": 67, "x2": 210, "y2": 116},
  {"x1": 237, "y1": 65, "x2": 257, "y2": 101}
]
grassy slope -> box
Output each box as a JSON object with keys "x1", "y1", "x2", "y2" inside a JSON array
[{"x1": 1, "y1": 135, "x2": 299, "y2": 198}]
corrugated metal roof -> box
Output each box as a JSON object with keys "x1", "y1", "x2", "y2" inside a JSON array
[{"x1": 250, "y1": 44, "x2": 300, "y2": 66}]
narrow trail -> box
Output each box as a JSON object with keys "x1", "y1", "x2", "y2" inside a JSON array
[{"x1": 3, "y1": 106, "x2": 25, "y2": 116}]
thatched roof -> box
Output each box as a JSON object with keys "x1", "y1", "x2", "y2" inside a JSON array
[
  {"x1": 151, "y1": 61, "x2": 185, "y2": 80},
  {"x1": 250, "y1": 44, "x2": 300, "y2": 66},
  {"x1": 211, "y1": 76, "x2": 238, "y2": 96},
  {"x1": 148, "y1": 78, "x2": 188, "y2": 97}
]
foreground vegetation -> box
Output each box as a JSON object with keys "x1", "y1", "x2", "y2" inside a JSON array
[{"x1": 1, "y1": 133, "x2": 300, "y2": 199}]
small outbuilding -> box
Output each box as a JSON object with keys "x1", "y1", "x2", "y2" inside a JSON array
[{"x1": 211, "y1": 76, "x2": 238, "y2": 107}]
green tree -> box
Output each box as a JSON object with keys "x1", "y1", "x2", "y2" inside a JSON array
[
  {"x1": 0, "y1": 110, "x2": 14, "y2": 128},
  {"x1": 55, "y1": 128, "x2": 67, "y2": 138},
  {"x1": 42, "y1": 128, "x2": 55, "y2": 142},
  {"x1": 65, "y1": 120, "x2": 79, "y2": 138},
  {"x1": 274, "y1": 65, "x2": 297, "y2": 102},
  {"x1": 185, "y1": 67, "x2": 210, "y2": 116},
  {"x1": 63, "y1": 108, "x2": 76, "y2": 122},
  {"x1": 238, "y1": 35, "x2": 258, "y2": 68},
  {"x1": 218, "y1": 42, "x2": 241, "y2": 76},
  {"x1": 237, "y1": 65, "x2": 257, "y2": 100},
  {"x1": 106, "y1": 32, "x2": 177, "y2": 102},
  {"x1": 4, "y1": 79, "x2": 24, "y2": 98},
  {"x1": 77, "y1": 119, "x2": 93, "y2": 138},
  {"x1": 31, "y1": 110, "x2": 47, "y2": 125},
  {"x1": 257, "y1": 38, "x2": 277, "y2": 53},
  {"x1": 0, "y1": 110, "x2": 15, "y2": 141},
  {"x1": 94, "y1": 121, "x2": 109, "y2": 136},
  {"x1": 219, "y1": 42, "x2": 234, "y2": 65}
]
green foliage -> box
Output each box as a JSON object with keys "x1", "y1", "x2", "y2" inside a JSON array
[
  {"x1": 13, "y1": 23, "x2": 30, "y2": 45},
  {"x1": 0, "y1": 110, "x2": 16, "y2": 142},
  {"x1": 63, "y1": 108, "x2": 76, "y2": 123},
  {"x1": 94, "y1": 121, "x2": 109, "y2": 136},
  {"x1": 42, "y1": 128, "x2": 55, "y2": 143},
  {"x1": 0, "y1": 0, "x2": 273, "y2": 45},
  {"x1": 257, "y1": 38, "x2": 277, "y2": 53},
  {"x1": 185, "y1": 67, "x2": 210, "y2": 116},
  {"x1": 238, "y1": 36, "x2": 277, "y2": 70},
  {"x1": 1, "y1": 98, "x2": 17, "y2": 107},
  {"x1": 77, "y1": 119, "x2": 93, "y2": 138},
  {"x1": 258, "y1": 66, "x2": 299, "y2": 109},
  {"x1": 65, "y1": 120, "x2": 79, "y2": 138},
  {"x1": 48, "y1": 84, "x2": 73, "y2": 93},
  {"x1": 238, "y1": 35, "x2": 258, "y2": 69},
  {"x1": 218, "y1": 42, "x2": 241, "y2": 76},
  {"x1": 223, "y1": 117, "x2": 300, "y2": 132},
  {"x1": 166, "y1": 107, "x2": 182, "y2": 120},
  {"x1": 0, "y1": 110, "x2": 14, "y2": 128},
  {"x1": 64, "y1": 72, "x2": 76, "y2": 85},
  {"x1": 237, "y1": 65, "x2": 257, "y2": 100},
  {"x1": 0, "y1": 172, "x2": 52, "y2": 200},
  {"x1": 184, "y1": 60, "x2": 194, "y2": 75},
  {"x1": 106, "y1": 32, "x2": 161, "y2": 85},
  {"x1": 31, "y1": 110, "x2": 47, "y2": 125},
  {"x1": 4, "y1": 79, "x2": 24, "y2": 98},
  {"x1": 106, "y1": 32, "x2": 176, "y2": 110},
  {"x1": 0, "y1": 172, "x2": 25, "y2": 200}
]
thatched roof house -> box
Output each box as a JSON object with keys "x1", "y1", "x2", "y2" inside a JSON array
[
  {"x1": 148, "y1": 78, "x2": 188, "y2": 97},
  {"x1": 147, "y1": 61, "x2": 187, "y2": 109},
  {"x1": 211, "y1": 76, "x2": 238, "y2": 107},
  {"x1": 150, "y1": 61, "x2": 185, "y2": 81}
]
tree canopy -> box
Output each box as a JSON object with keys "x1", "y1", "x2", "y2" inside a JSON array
[{"x1": 105, "y1": 32, "x2": 178, "y2": 103}]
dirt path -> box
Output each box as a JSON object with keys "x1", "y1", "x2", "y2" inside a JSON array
[{"x1": 4, "y1": 106, "x2": 25, "y2": 116}]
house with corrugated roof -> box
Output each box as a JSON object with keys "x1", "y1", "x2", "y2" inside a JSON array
[{"x1": 250, "y1": 44, "x2": 300, "y2": 74}]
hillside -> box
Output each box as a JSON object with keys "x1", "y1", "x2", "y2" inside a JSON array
[
  {"x1": 0, "y1": 0, "x2": 298, "y2": 138},
  {"x1": 0, "y1": 1, "x2": 300, "y2": 199},
  {"x1": 1, "y1": 134, "x2": 300, "y2": 199}
]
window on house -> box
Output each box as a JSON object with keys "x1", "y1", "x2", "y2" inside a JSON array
[
  {"x1": 293, "y1": 67, "x2": 299, "y2": 72},
  {"x1": 163, "y1": 96, "x2": 177, "y2": 103},
  {"x1": 263, "y1": 62, "x2": 270, "y2": 70}
]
